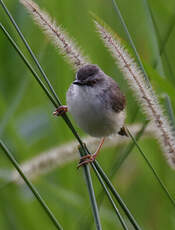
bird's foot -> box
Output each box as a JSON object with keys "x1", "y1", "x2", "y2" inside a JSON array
[
  {"x1": 53, "y1": 105, "x2": 68, "y2": 116},
  {"x1": 77, "y1": 137, "x2": 105, "y2": 168},
  {"x1": 118, "y1": 126, "x2": 128, "y2": 137},
  {"x1": 77, "y1": 154, "x2": 97, "y2": 168}
]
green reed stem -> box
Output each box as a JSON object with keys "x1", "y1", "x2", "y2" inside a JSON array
[
  {"x1": 0, "y1": 140, "x2": 63, "y2": 230},
  {"x1": 93, "y1": 161, "x2": 142, "y2": 230},
  {"x1": 79, "y1": 146, "x2": 102, "y2": 230},
  {"x1": 91, "y1": 163, "x2": 129, "y2": 230}
]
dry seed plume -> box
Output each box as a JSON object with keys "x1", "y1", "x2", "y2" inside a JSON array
[
  {"x1": 20, "y1": 0, "x2": 89, "y2": 69},
  {"x1": 12, "y1": 124, "x2": 154, "y2": 183},
  {"x1": 94, "y1": 19, "x2": 175, "y2": 168}
]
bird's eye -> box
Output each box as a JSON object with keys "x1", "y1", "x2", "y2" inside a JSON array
[{"x1": 86, "y1": 79, "x2": 97, "y2": 86}]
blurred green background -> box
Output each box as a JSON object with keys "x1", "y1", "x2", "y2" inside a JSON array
[{"x1": 0, "y1": 0, "x2": 175, "y2": 229}]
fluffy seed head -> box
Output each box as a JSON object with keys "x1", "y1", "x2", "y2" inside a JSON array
[
  {"x1": 94, "y1": 19, "x2": 175, "y2": 168},
  {"x1": 20, "y1": 0, "x2": 89, "y2": 70}
]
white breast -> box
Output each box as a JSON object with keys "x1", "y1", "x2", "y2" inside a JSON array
[{"x1": 66, "y1": 84, "x2": 125, "y2": 137}]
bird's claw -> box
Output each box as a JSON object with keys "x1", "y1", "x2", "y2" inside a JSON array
[
  {"x1": 77, "y1": 154, "x2": 96, "y2": 169},
  {"x1": 53, "y1": 105, "x2": 68, "y2": 116}
]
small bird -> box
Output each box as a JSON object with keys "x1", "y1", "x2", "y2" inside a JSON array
[{"x1": 54, "y1": 64, "x2": 127, "y2": 167}]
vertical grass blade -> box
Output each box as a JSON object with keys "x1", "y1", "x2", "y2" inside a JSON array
[
  {"x1": 111, "y1": 0, "x2": 150, "y2": 87},
  {"x1": 141, "y1": 0, "x2": 175, "y2": 130},
  {"x1": 142, "y1": 0, "x2": 175, "y2": 84},
  {"x1": 79, "y1": 146, "x2": 102, "y2": 230}
]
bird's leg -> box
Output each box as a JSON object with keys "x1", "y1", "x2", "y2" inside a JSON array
[
  {"x1": 53, "y1": 105, "x2": 68, "y2": 116},
  {"x1": 77, "y1": 137, "x2": 105, "y2": 168}
]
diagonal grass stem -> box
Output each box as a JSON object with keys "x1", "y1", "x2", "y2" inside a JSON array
[
  {"x1": 0, "y1": 0, "x2": 62, "y2": 106},
  {"x1": 93, "y1": 160, "x2": 142, "y2": 230},
  {"x1": 91, "y1": 163, "x2": 129, "y2": 230},
  {"x1": 0, "y1": 23, "x2": 58, "y2": 108},
  {"x1": 0, "y1": 22, "x2": 84, "y2": 146},
  {"x1": 0, "y1": 140, "x2": 63, "y2": 230},
  {"x1": 127, "y1": 128, "x2": 175, "y2": 209},
  {"x1": 110, "y1": 121, "x2": 149, "y2": 177}
]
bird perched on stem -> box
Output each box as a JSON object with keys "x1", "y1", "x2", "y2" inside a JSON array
[{"x1": 54, "y1": 64, "x2": 127, "y2": 167}]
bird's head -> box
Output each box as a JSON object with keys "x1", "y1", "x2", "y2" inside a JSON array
[{"x1": 73, "y1": 64, "x2": 103, "y2": 86}]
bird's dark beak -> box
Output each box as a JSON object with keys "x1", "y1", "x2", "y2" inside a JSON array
[{"x1": 73, "y1": 80, "x2": 83, "y2": 85}]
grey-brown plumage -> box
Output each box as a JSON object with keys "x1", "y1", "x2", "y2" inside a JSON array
[{"x1": 66, "y1": 64, "x2": 127, "y2": 137}]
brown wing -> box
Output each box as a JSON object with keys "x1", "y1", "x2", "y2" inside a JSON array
[{"x1": 109, "y1": 78, "x2": 126, "y2": 113}]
